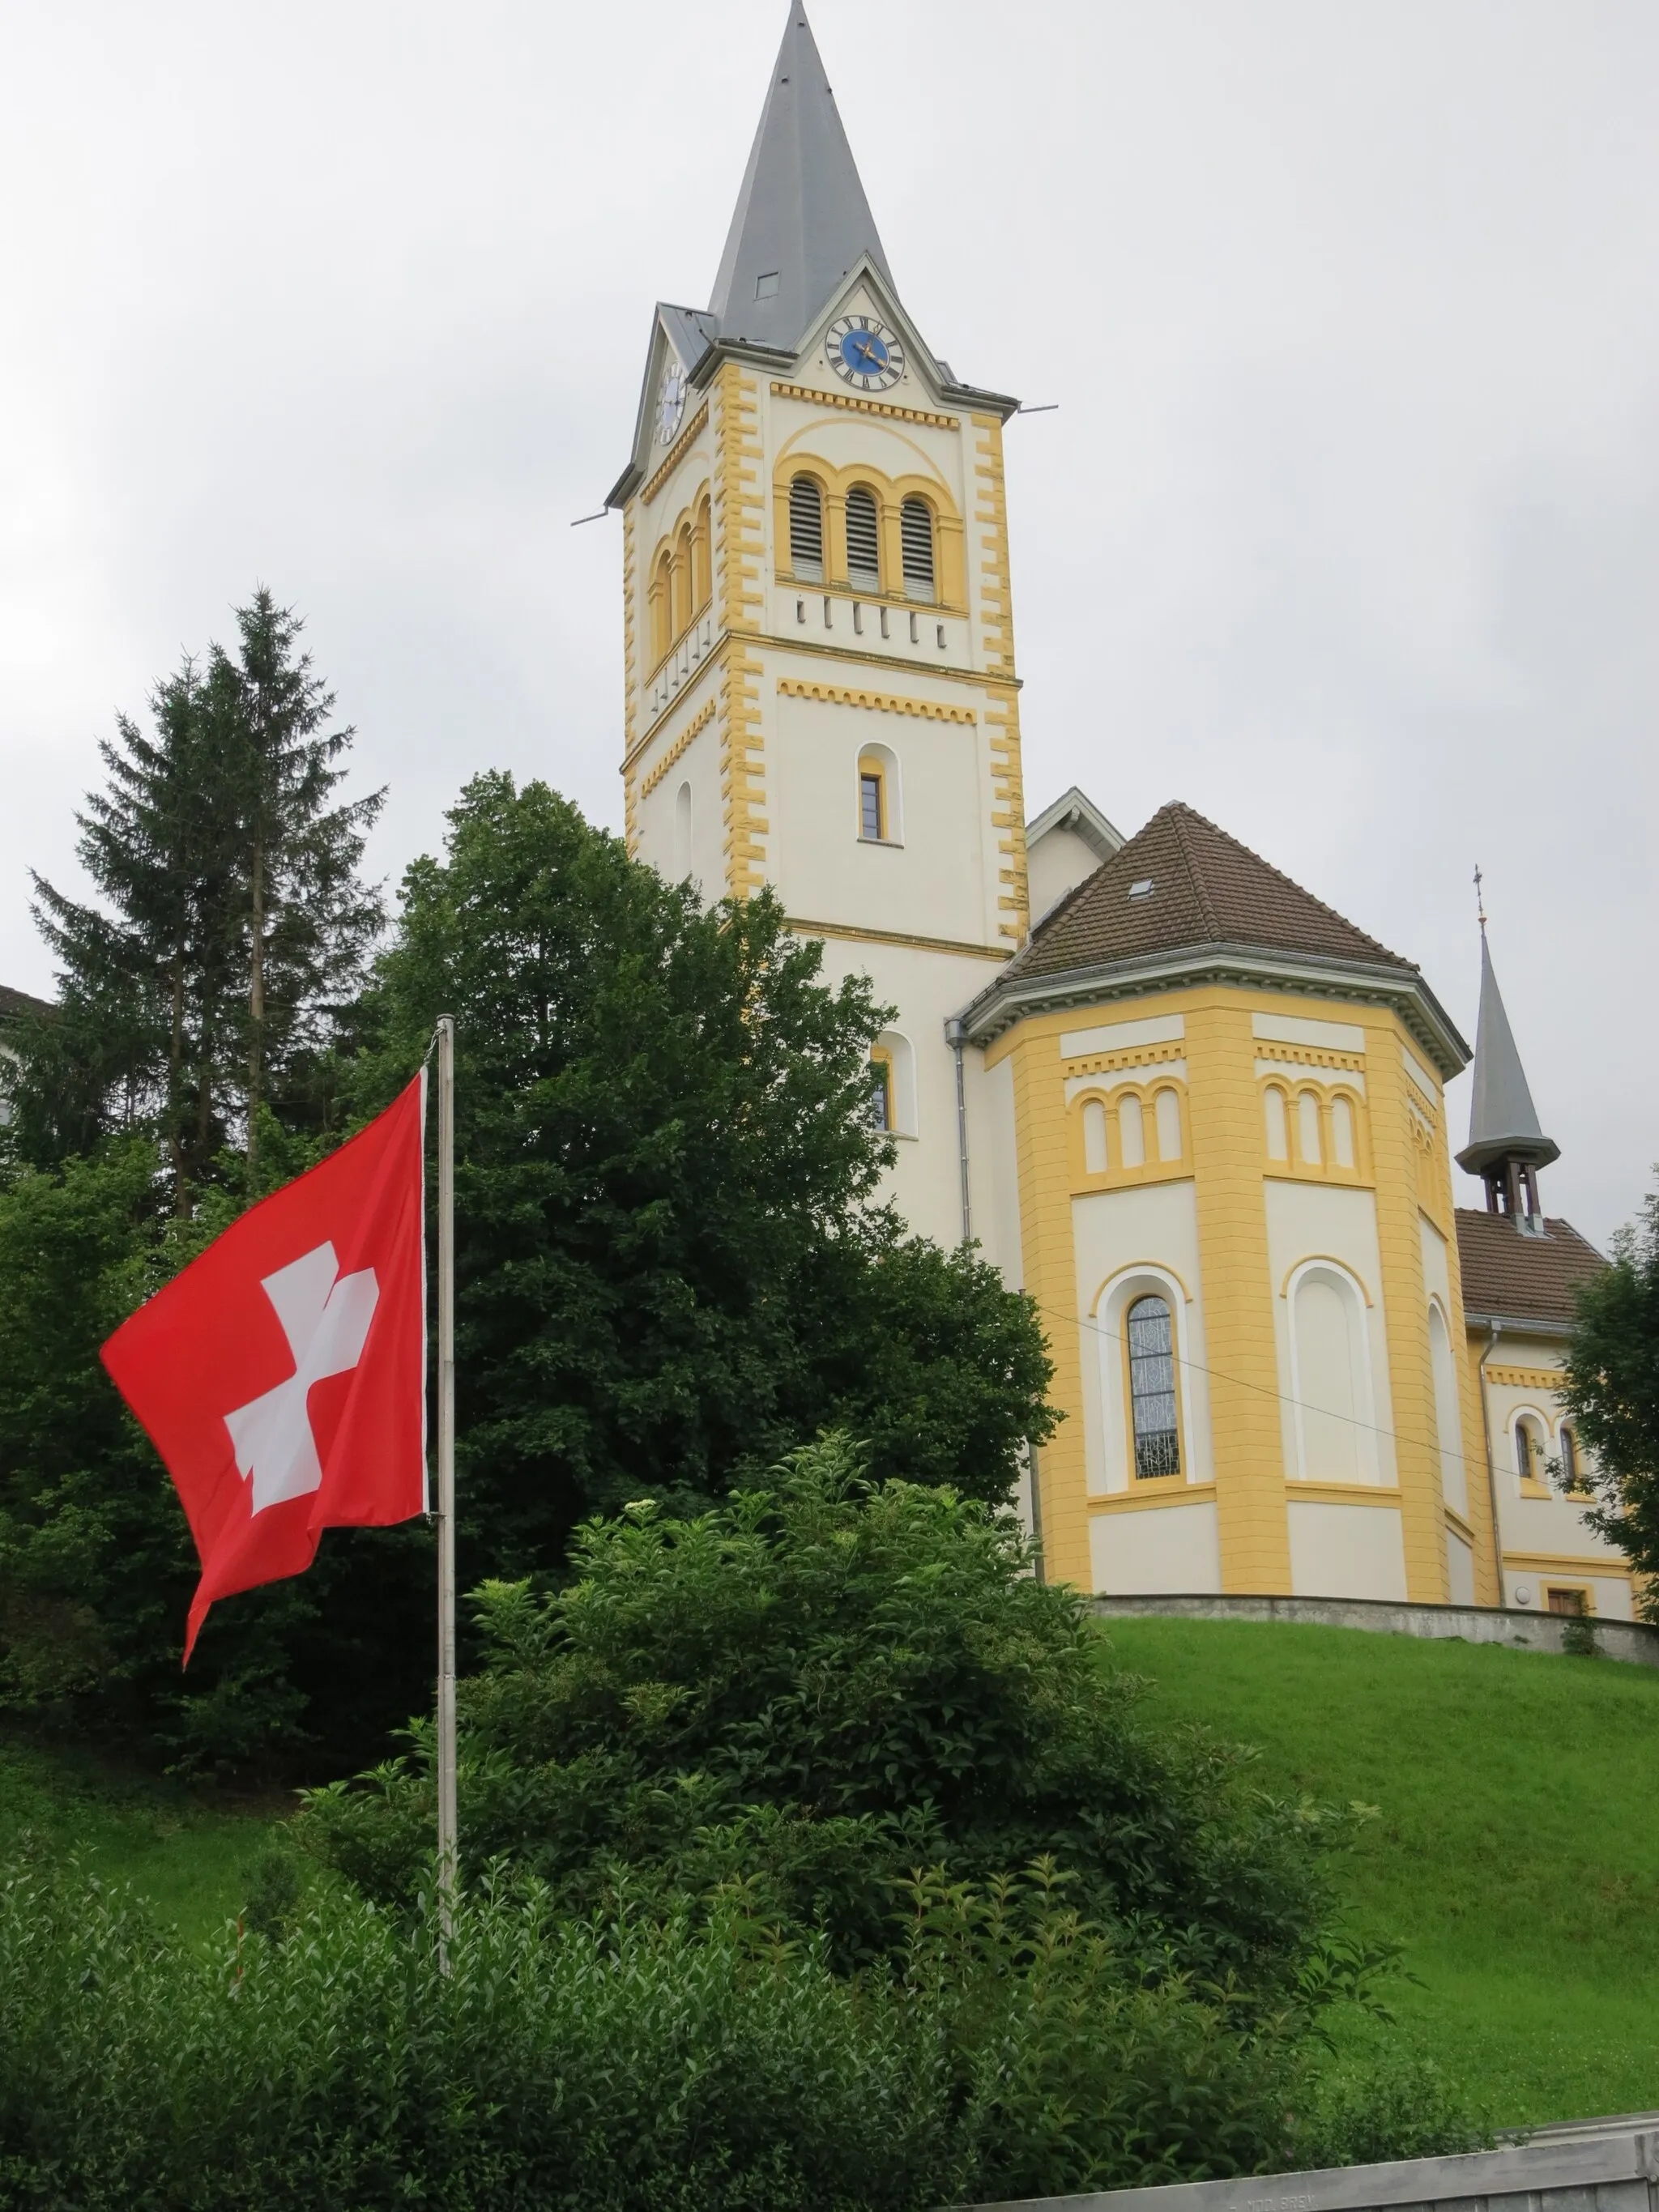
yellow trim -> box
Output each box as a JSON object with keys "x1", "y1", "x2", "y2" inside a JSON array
[
  {"x1": 639, "y1": 700, "x2": 716, "y2": 800},
  {"x1": 770, "y1": 379, "x2": 960, "y2": 430},
  {"x1": 1277, "y1": 1254, "x2": 1375, "y2": 1306},
  {"x1": 975, "y1": 412, "x2": 1027, "y2": 939},
  {"x1": 785, "y1": 916, "x2": 1009, "y2": 961},
  {"x1": 1088, "y1": 1481, "x2": 1218, "y2": 1515},
  {"x1": 770, "y1": 446, "x2": 966, "y2": 610},
  {"x1": 1503, "y1": 1549, "x2": 1630, "y2": 1576},
  {"x1": 641, "y1": 400, "x2": 709, "y2": 506},
  {"x1": 1286, "y1": 1481, "x2": 1404, "y2": 1508},
  {"x1": 1090, "y1": 1257, "x2": 1195, "y2": 1312},
  {"x1": 712, "y1": 365, "x2": 766, "y2": 900},
  {"x1": 621, "y1": 501, "x2": 639, "y2": 850},
  {"x1": 1486, "y1": 1365, "x2": 1564, "y2": 1392},
  {"x1": 986, "y1": 688, "x2": 1029, "y2": 943},
  {"x1": 778, "y1": 676, "x2": 975, "y2": 724}
]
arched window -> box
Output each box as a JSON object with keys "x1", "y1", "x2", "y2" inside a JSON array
[
  {"x1": 1298, "y1": 1090, "x2": 1322, "y2": 1166},
  {"x1": 673, "y1": 780, "x2": 693, "y2": 880},
  {"x1": 1331, "y1": 1094, "x2": 1356, "y2": 1169},
  {"x1": 1427, "y1": 1299, "x2": 1467, "y2": 1515},
  {"x1": 693, "y1": 492, "x2": 712, "y2": 611},
  {"x1": 1127, "y1": 1295, "x2": 1181, "y2": 1478},
  {"x1": 1154, "y1": 1088, "x2": 1182, "y2": 1161},
  {"x1": 1118, "y1": 1093, "x2": 1145, "y2": 1168},
  {"x1": 1559, "y1": 1421, "x2": 1580, "y2": 1489},
  {"x1": 856, "y1": 743, "x2": 901, "y2": 843},
  {"x1": 1291, "y1": 1264, "x2": 1371, "y2": 1482},
  {"x1": 846, "y1": 484, "x2": 881, "y2": 590},
  {"x1": 672, "y1": 523, "x2": 693, "y2": 637},
  {"x1": 650, "y1": 547, "x2": 673, "y2": 665},
  {"x1": 1082, "y1": 1099, "x2": 1108, "y2": 1174},
  {"x1": 900, "y1": 496, "x2": 936, "y2": 602},
  {"x1": 867, "y1": 1051, "x2": 893, "y2": 1132},
  {"x1": 789, "y1": 475, "x2": 825, "y2": 582},
  {"x1": 1514, "y1": 1412, "x2": 1549, "y2": 1491},
  {"x1": 1265, "y1": 1085, "x2": 1290, "y2": 1161}
]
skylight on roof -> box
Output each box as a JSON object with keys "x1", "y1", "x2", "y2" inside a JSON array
[{"x1": 1128, "y1": 879, "x2": 1154, "y2": 899}]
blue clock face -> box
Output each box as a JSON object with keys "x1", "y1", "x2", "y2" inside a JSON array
[
  {"x1": 839, "y1": 327, "x2": 889, "y2": 377},
  {"x1": 826, "y1": 314, "x2": 906, "y2": 392}
]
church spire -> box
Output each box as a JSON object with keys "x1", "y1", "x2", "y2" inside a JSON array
[
  {"x1": 1455, "y1": 924, "x2": 1560, "y2": 1222},
  {"x1": 708, "y1": 2, "x2": 894, "y2": 354}
]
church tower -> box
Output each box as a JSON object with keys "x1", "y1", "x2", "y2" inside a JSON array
[{"x1": 608, "y1": 3, "x2": 1026, "y2": 1247}]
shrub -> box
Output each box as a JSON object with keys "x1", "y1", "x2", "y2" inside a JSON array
[
  {"x1": 0, "y1": 1856, "x2": 1478, "y2": 2212},
  {"x1": 303, "y1": 1437, "x2": 1363, "y2": 2006}
]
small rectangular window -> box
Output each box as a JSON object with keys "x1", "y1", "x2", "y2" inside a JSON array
[
  {"x1": 755, "y1": 271, "x2": 780, "y2": 300},
  {"x1": 859, "y1": 771, "x2": 884, "y2": 842}
]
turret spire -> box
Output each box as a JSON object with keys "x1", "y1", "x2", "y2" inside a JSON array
[
  {"x1": 1455, "y1": 926, "x2": 1559, "y2": 1222},
  {"x1": 708, "y1": 3, "x2": 893, "y2": 354}
]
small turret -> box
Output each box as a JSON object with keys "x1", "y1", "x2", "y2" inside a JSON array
[{"x1": 1456, "y1": 923, "x2": 1559, "y2": 1228}]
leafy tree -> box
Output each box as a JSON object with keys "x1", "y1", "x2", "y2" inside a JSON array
[
  {"x1": 1560, "y1": 1181, "x2": 1659, "y2": 1611},
  {"x1": 304, "y1": 1436, "x2": 1359, "y2": 2006},
  {"x1": 15, "y1": 590, "x2": 382, "y2": 1198},
  {"x1": 348, "y1": 771, "x2": 1055, "y2": 1584}
]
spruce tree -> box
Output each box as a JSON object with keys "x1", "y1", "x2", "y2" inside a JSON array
[
  {"x1": 19, "y1": 591, "x2": 382, "y2": 1200},
  {"x1": 212, "y1": 590, "x2": 384, "y2": 1177}
]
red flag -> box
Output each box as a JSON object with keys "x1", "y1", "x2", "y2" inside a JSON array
[{"x1": 102, "y1": 1075, "x2": 428, "y2": 1661}]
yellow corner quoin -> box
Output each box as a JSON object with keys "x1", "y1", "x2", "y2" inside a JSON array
[{"x1": 610, "y1": 7, "x2": 1610, "y2": 1622}]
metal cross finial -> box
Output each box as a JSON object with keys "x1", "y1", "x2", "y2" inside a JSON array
[{"x1": 1473, "y1": 864, "x2": 1486, "y2": 935}]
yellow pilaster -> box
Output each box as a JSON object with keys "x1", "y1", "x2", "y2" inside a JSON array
[
  {"x1": 1004, "y1": 1030, "x2": 1091, "y2": 1590},
  {"x1": 1183, "y1": 996, "x2": 1293, "y2": 1592},
  {"x1": 1365, "y1": 1017, "x2": 1448, "y2": 1602}
]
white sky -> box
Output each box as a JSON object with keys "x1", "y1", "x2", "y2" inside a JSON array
[{"x1": 1, "y1": 1, "x2": 1653, "y2": 1249}]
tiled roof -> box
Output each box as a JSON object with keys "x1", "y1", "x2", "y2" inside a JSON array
[
  {"x1": 1455, "y1": 1208, "x2": 1606, "y2": 1328},
  {"x1": 1007, "y1": 802, "x2": 1411, "y2": 982},
  {"x1": 0, "y1": 983, "x2": 52, "y2": 1022}
]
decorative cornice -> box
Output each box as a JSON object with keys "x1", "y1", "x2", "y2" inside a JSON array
[
  {"x1": 640, "y1": 700, "x2": 716, "y2": 799},
  {"x1": 640, "y1": 402, "x2": 710, "y2": 508},
  {"x1": 787, "y1": 915, "x2": 1009, "y2": 962},
  {"x1": 770, "y1": 380, "x2": 958, "y2": 431},
  {"x1": 956, "y1": 940, "x2": 1470, "y2": 1078},
  {"x1": 777, "y1": 676, "x2": 975, "y2": 724}
]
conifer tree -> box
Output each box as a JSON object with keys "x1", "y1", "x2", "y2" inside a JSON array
[
  {"x1": 212, "y1": 591, "x2": 384, "y2": 1177},
  {"x1": 19, "y1": 591, "x2": 383, "y2": 1199}
]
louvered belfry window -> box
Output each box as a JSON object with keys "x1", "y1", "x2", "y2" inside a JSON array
[
  {"x1": 846, "y1": 484, "x2": 881, "y2": 590},
  {"x1": 900, "y1": 497, "x2": 936, "y2": 601},
  {"x1": 789, "y1": 475, "x2": 825, "y2": 582}
]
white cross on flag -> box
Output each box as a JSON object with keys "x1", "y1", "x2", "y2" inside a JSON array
[{"x1": 102, "y1": 1077, "x2": 428, "y2": 1660}]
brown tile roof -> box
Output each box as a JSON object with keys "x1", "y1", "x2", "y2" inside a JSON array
[
  {"x1": 1008, "y1": 802, "x2": 1412, "y2": 982},
  {"x1": 0, "y1": 983, "x2": 52, "y2": 1022},
  {"x1": 1455, "y1": 1208, "x2": 1606, "y2": 1328}
]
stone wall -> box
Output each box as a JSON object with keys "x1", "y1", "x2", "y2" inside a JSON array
[{"x1": 1087, "y1": 1592, "x2": 1659, "y2": 1669}]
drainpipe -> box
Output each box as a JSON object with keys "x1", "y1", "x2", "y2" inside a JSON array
[
  {"x1": 945, "y1": 1016, "x2": 971, "y2": 1247},
  {"x1": 1477, "y1": 1320, "x2": 1505, "y2": 1605}
]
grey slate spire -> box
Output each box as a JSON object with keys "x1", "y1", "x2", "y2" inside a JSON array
[
  {"x1": 708, "y1": 3, "x2": 893, "y2": 353},
  {"x1": 1456, "y1": 931, "x2": 1559, "y2": 1216}
]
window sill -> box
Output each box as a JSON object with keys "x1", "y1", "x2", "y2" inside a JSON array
[{"x1": 858, "y1": 834, "x2": 904, "y2": 849}]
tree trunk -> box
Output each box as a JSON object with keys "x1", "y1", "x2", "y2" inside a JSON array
[
  {"x1": 168, "y1": 955, "x2": 188, "y2": 1213},
  {"x1": 247, "y1": 834, "x2": 265, "y2": 1178}
]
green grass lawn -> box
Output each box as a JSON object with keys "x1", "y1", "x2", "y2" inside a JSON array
[
  {"x1": 0, "y1": 1735, "x2": 280, "y2": 1944},
  {"x1": 1102, "y1": 1617, "x2": 1659, "y2": 2132}
]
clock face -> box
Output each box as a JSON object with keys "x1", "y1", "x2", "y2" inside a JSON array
[
  {"x1": 655, "y1": 359, "x2": 686, "y2": 445},
  {"x1": 826, "y1": 315, "x2": 906, "y2": 392}
]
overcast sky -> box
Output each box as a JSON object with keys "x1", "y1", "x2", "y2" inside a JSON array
[{"x1": 1, "y1": 1, "x2": 1653, "y2": 1248}]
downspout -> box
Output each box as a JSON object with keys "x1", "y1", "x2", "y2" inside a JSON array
[
  {"x1": 1477, "y1": 1320, "x2": 1505, "y2": 1605},
  {"x1": 945, "y1": 1016, "x2": 971, "y2": 1247}
]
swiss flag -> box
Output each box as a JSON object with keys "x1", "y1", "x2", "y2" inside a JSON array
[{"x1": 102, "y1": 1076, "x2": 428, "y2": 1660}]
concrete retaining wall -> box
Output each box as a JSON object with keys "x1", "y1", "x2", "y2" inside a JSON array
[
  {"x1": 969, "y1": 2110, "x2": 1659, "y2": 2212},
  {"x1": 1088, "y1": 1592, "x2": 1659, "y2": 1669}
]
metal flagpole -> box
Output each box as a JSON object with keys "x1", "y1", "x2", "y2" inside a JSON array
[{"x1": 435, "y1": 1014, "x2": 458, "y2": 1964}]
